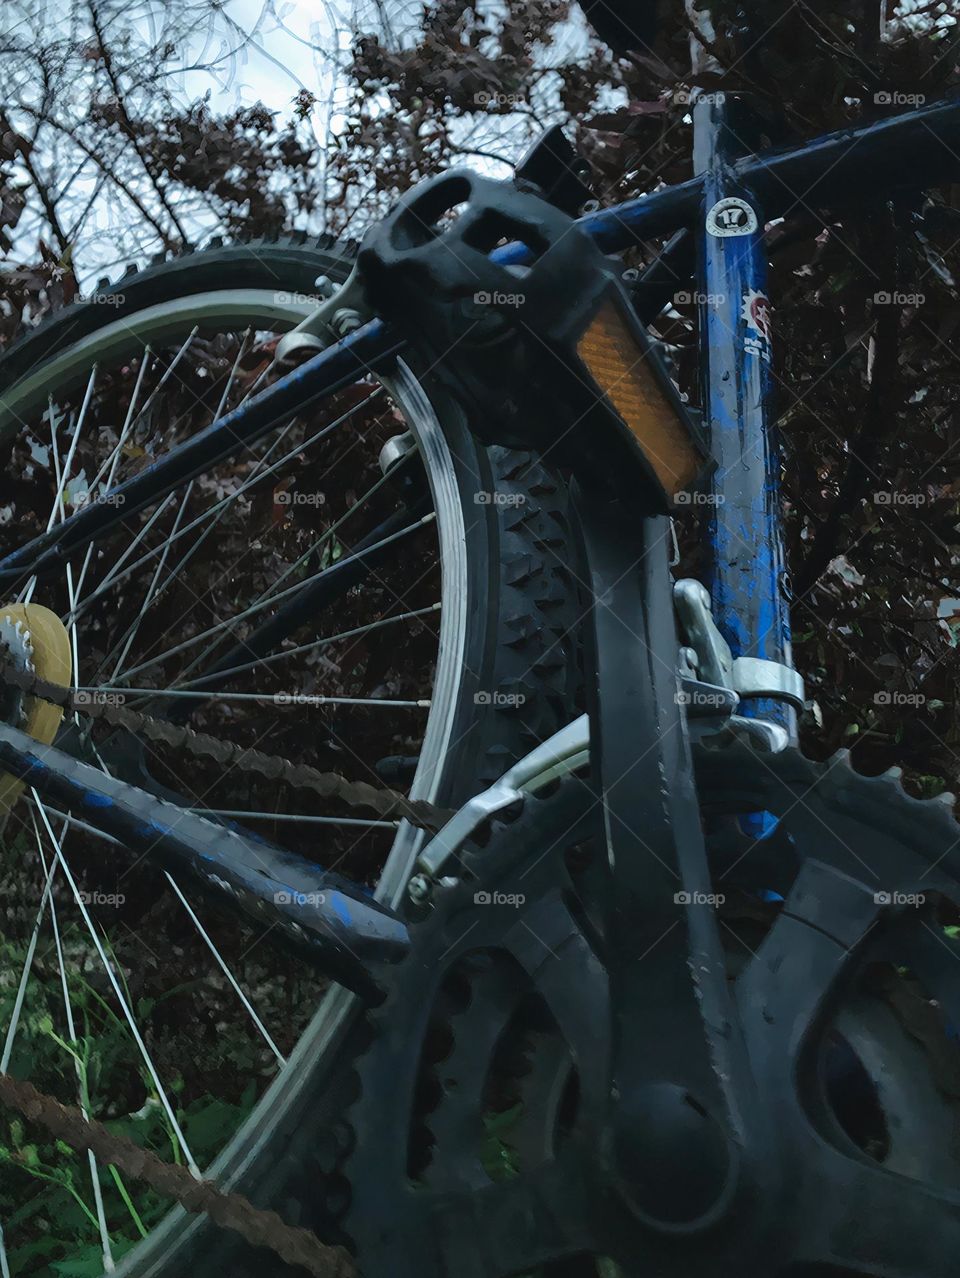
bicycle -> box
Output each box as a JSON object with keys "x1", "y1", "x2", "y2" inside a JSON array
[{"x1": 0, "y1": 13, "x2": 957, "y2": 1278}]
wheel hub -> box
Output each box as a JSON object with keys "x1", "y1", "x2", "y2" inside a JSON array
[{"x1": 0, "y1": 603, "x2": 71, "y2": 812}]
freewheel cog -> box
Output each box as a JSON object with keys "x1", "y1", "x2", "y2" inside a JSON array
[
  {"x1": 340, "y1": 743, "x2": 960, "y2": 1278},
  {"x1": 0, "y1": 603, "x2": 72, "y2": 812}
]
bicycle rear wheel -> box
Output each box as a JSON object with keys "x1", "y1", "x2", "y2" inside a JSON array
[{"x1": 0, "y1": 239, "x2": 581, "y2": 1277}]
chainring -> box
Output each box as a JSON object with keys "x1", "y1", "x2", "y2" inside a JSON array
[{"x1": 341, "y1": 743, "x2": 960, "y2": 1278}]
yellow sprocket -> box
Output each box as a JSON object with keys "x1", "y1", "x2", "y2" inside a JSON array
[{"x1": 0, "y1": 603, "x2": 72, "y2": 814}]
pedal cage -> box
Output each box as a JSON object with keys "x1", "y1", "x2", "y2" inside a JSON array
[{"x1": 356, "y1": 171, "x2": 693, "y2": 506}]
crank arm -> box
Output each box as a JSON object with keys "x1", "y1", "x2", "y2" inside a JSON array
[
  {"x1": 0, "y1": 721, "x2": 408, "y2": 1000},
  {"x1": 576, "y1": 489, "x2": 765, "y2": 1227}
]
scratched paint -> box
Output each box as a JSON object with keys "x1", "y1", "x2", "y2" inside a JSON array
[{"x1": 694, "y1": 94, "x2": 794, "y2": 734}]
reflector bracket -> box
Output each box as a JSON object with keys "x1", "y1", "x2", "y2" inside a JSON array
[{"x1": 577, "y1": 298, "x2": 705, "y2": 502}]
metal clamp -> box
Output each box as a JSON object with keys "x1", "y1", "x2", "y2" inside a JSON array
[
  {"x1": 730, "y1": 656, "x2": 805, "y2": 709},
  {"x1": 275, "y1": 260, "x2": 374, "y2": 363},
  {"x1": 408, "y1": 714, "x2": 590, "y2": 902},
  {"x1": 673, "y1": 577, "x2": 804, "y2": 710},
  {"x1": 673, "y1": 579, "x2": 733, "y2": 687}
]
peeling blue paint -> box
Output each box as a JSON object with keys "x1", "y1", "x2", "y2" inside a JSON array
[
  {"x1": 329, "y1": 892, "x2": 352, "y2": 927},
  {"x1": 83, "y1": 792, "x2": 114, "y2": 807},
  {"x1": 697, "y1": 100, "x2": 793, "y2": 735}
]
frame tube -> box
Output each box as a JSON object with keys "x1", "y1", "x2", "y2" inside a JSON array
[{"x1": 693, "y1": 92, "x2": 794, "y2": 732}]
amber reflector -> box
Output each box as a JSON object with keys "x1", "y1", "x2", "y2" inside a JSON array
[{"x1": 577, "y1": 298, "x2": 704, "y2": 501}]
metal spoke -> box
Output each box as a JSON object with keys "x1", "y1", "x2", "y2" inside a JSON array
[
  {"x1": 84, "y1": 348, "x2": 155, "y2": 497},
  {"x1": 64, "y1": 492, "x2": 179, "y2": 627},
  {"x1": 259, "y1": 463, "x2": 400, "y2": 606},
  {"x1": 21, "y1": 805, "x2": 285, "y2": 1069},
  {"x1": 169, "y1": 457, "x2": 407, "y2": 691},
  {"x1": 115, "y1": 512, "x2": 436, "y2": 686},
  {"x1": 93, "y1": 333, "x2": 277, "y2": 684},
  {"x1": 72, "y1": 350, "x2": 153, "y2": 604},
  {"x1": 102, "y1": 480, "x2": 195, "y2": 684},
  {"x1": 26, "y1": 801, "x2": 125, "y2": 846},
  {"x1": 166, "y1": 600, "x2": 442, "y2": 691},
  {"x1": 189, "y1": 809, "x2": 400, "y2": 828},
  {"x1": 31, "y1": 814, "x2": 114, "y2": 1272},
  {"x1": 161, "y1": 872, "x2": 285, "y2": 1068},
  {"x1": 0, "y1": 846, "x2": 60, "y2": 1072},
  {"x1": 33, "y1": 798, "x2": 201, "y2": 1178},
  {"x1": 63, "y1": 387, "x2": 384, "y2": 628},
  {"x1": 21, "y1": 367, "x2": 98, "y2": 605},
  {"x1": 212, "y1": 329, "x2": 253, "y2": 424},
  {"x1": 80, "y1": 687, "x2": 430, "y2": 707}
]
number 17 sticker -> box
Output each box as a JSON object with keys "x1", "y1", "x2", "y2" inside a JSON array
[{"x1": 706, "y1": 197, "x2": 758, "y2": 238}]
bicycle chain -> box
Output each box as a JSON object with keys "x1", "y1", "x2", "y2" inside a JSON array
[
  {"x1": 0, "y1": 1070, "x2": 356, "y2": 1278},
  {"x1": 0, "y1": 642, "x2": 453, "y2": 834}
]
